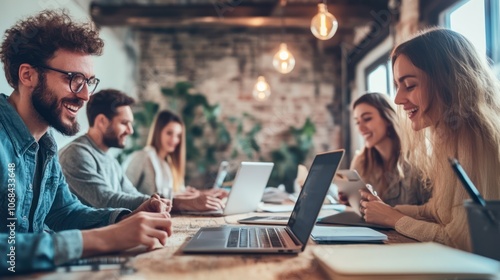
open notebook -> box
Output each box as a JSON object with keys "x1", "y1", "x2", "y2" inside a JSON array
[{"x1": 312, "y1": 242, "x2": 500, "y2": 280}]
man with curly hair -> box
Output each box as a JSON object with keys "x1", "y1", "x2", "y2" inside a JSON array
[{"x1": 0, "y1": 10, "x2": 172, "y2": 274}]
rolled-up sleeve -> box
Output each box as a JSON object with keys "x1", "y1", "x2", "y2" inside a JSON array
[
  {"x1": 52, "y1": 230, "x2": 82, "y2": 265},
  {"x1": 0, "y1": 230, "x2": 82, "y2": 274}
]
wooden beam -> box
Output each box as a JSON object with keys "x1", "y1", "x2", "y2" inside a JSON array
[{"x1": 90, "y1": 1, "x2": 388, "y2": 28}]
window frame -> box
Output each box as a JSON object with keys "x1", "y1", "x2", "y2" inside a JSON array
[
  {"x1": 364, "y1": 52, "x2": 394, "y2": 96},
  {"x1": 441, "y1": 0, "x2": 500, "y2": 69}
]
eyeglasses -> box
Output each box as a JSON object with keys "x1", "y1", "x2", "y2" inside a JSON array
[{"x1": 37, "y1": 65, "x2": 100, "y2": 95}]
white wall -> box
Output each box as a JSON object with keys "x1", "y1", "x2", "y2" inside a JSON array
[{"x1": 0, "y1": 0, "x2": 137, "y2": 149}]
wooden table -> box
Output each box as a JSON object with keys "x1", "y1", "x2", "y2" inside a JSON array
[{"x1": 13, "y1": 210, "x2": 416, "y2": 280}]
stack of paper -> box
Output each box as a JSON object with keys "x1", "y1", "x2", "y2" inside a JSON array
[
  {"x1": 312, "y1": 242, "x2": 500, "y2": 280},
  {"x1": 311, "y1": 226, "x2": 387, "y2": 243}
]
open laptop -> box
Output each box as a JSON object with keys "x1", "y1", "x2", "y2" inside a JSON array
[
  {"x1": 211, "y1": 161, "x2": 229, "y2": 189},
  {"x1": 181, "y1": 162, "x2": 274, "y2": 216},
  {"x1": 182, "y1": 149, "x2": 345, "y2": 254}
]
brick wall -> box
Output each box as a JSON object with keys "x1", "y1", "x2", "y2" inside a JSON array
[{"x1": 137, "y1": 28, "x2": 342, "y2": 174}]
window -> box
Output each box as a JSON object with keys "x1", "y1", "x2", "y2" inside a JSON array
[
  {"x1": 365, "y1": 55, "x2": 394, "y2": 97},
  {"x1": 445, "y1": 0, "x2": 487, "y2": 58},
  {"x1": 442, "y1": 0, "x2": 500, "y2": 72}
]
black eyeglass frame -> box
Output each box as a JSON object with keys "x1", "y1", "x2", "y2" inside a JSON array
[{"x1": 37, "y1": 65, "x2": 100, "y2": 95}]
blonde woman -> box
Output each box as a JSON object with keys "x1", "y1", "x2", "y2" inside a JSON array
[
  {"x1": 350, "y1": 92, "x2": 430, "y2": 206},
  {"x1": 125, "y1": 110, "x2": 226, "y2": 212},
  {"x1": 360, "y1": 28, "x2": 500, "y2": 251}
]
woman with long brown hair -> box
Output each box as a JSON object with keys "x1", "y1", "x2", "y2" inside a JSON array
[
  {"x1": 351, "y1": 92, "x2": 430, "y2": 206},
  {"x1": 360, "y1": 28, "x2": 500, "y2": 251},
  {"x1": 125, "y1": 110, "x2": 226, "y2": 211}
]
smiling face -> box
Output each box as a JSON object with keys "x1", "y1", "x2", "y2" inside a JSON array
[
  {"x1": 31, "y1": 49, "x2": 94, "y2": 135},
  {"x1": 393, "y1": 54, "x2": 431, "y2": 131},
  {"x1": 353, "y1": 103, "x2": 389, "y2": 148},
  {"x1": 160, "y1": 121, "x2": 183, "y2": 155},
  {"x1": 102, "y1": 106, "x2": 134, "y2": 149}
]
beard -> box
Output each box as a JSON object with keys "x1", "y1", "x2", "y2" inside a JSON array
[
  {"x1": 31, "y1": 75, "x2": 82, "y2": 136},
  {"x1": 102, "y1": 126, "x2": 126, "y2": 148}
]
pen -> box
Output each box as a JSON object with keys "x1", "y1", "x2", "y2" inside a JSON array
[
  {"x1": 448, "y1": 157, "x2": 497, "y2": 225},
  {"x1": 56, "y1": 256, "x2": 135, "y2": 274},
  {"x1": 448, "y1": 158, "x2": 486, "y2": 206}
]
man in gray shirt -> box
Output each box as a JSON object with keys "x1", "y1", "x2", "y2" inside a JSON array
[
  {"x1": 59, "y1": 89, "x2": 221, "y2": 211},
  {"x1": 59, "y1": 89, "x2": 149, "y2": 210}
]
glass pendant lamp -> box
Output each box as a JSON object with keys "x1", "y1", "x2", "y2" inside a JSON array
[
  {"x1": 252, "y1": 76, "x2": 271, "y2": 101},
  {"x1": 311, "y1": 2, "x2": 338, "y2": 40},
  {"x1": 272, "y1": 43, "x2": 295, "y2": 74}
]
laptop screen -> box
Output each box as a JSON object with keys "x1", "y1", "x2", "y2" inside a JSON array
[{"x1": 287, "y1": 150, "x2": 344, "y2": 250}]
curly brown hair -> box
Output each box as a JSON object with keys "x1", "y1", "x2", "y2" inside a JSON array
[{"x1": 0, "y1": 9, "x2": 104, "y2": 89}]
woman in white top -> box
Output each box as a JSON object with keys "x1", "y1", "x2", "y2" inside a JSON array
[{"x1": 125, "y1": 110, "x2": 226, "y2": 211}]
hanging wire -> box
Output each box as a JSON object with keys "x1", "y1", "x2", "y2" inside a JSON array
[{"x1": 280, "y1": 0, "x2": 286, "y2": 42}]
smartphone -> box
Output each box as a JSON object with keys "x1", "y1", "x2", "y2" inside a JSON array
[{"x1": 334, "y1": 169, "x2": 374, "y2": 216}]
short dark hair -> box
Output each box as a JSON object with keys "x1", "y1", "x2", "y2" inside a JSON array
[
  {"x1": 0, "y1": 10, "x2": 104, "y2": 89},
  {"x1": 87, "y1": 89, "x2": 135, "y2": 126}
]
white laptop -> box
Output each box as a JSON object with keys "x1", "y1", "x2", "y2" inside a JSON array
[
  {"x1": 181, "y1": 162, "x2": 274, "y2": 216},
  {"x1": 212, "y1": 161, "x2": 229, "y2": 189},
  {"x1": 182, "y1": 149, "x2": 345, "y2": 254}
]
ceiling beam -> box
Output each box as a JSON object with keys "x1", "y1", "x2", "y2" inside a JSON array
[{"x1": 90, "y1": 1, "x2": 388, "y2": 29}]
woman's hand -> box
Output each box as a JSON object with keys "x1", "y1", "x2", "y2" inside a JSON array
[
  {"x1": 172, "y1": 192, "x2": 225, "y2": 212},
  {"x1": 336, "y1": 191, "x2": 350, "y2": 206},
  {"x1": 359, "y1": 190, "x2": 404, "y2": 228},
  {"x1": 202, "y1": 188, "x2": 229, "y2": 199}
]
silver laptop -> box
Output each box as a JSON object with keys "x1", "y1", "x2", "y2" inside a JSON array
[
  {"x1": 212, "y1": 161, "x2": 229, "y2": 189},
  {"x1": 182, "y1": 149, "x2": 345, "y2": 254},
  {"x1": 181, "y1": 162, "x2": 274, "y2": 216}
]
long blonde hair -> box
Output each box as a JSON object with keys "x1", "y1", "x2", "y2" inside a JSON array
[
  {"x1": 352, "y1": 92, "x2": 407, "y2": 191},
  {"x1": 147, "y1": 110, "x2": 186, "y2": 193},
  {"x1": 392, "y1": 28, "x2": 500, "y2": 205}
]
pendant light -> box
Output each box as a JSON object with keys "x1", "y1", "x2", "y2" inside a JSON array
[
  {"x1": 252, "y1": 76, "x2": 271, "y2": 101},
  {"x1": 310, "y1": 1, "x2": 338, "y2": 40},
  {"x1": 272, "y1": 0, "x2": 295, "y2": 74}
]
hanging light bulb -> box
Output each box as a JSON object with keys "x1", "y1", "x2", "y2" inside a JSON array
[
  {"x1": 272, "y1": 43, "x2": 295, "y2": 74},
  {"x1": 252, "y1": 76, "x2": 271, "y2": 101},
  {"x1": 310, "y1": 3, "x2": 338, "y2": 40}
]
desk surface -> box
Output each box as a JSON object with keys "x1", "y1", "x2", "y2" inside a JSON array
[{"x1": 19, "y1": 211, "x2": 416, "y2": 280}]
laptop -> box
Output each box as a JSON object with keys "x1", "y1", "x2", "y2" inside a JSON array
[
  {"x1": 181, "y1": 162, "x2": 274, "y2": 216},
  {"x1": 182, "y1": 149, "x2": 345, "y2": 254},
  {"x1": 211, "y1": 161, "x2": 229, "y2": 189}
]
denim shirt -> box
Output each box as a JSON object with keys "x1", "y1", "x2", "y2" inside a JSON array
[{"x1": 0, "y1": 94, "x2": 129, "y2": 274}]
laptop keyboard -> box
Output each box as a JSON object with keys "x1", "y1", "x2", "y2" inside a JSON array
[{"x1": 227, "y1": 227, "x2": 286, "y2": 248}]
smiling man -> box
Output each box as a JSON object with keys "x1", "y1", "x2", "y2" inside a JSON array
[
  {"x1": 59, "y1": 89, "x2": 154, "y2": 209},
  {"x1": 0, "y1": 10, "x2": 172, "y2": 274}
]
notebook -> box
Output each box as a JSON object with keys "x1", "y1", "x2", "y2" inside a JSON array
[
  {"x1": 317, "y1": 211, "x2": 391, "y2": 229},
  {"x1": 182, "y1": 149, "x2": 345, "y2": 254},
  {"x1": 238, "y1": 204, "x2": 346, "y2": 225},
  {"x1": 237, "y1": 215, "x2": 290, "y2": 225},
  {"x1": 181, "y1": 162, "x2": 274, "y2": 216},
  {"x1": 312, "y1": 242, "x2": 500, "y2": 280},
  {"x1": 310, "y1": 225, "x2": 387, "y2": 244}
]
